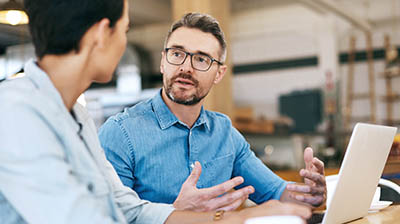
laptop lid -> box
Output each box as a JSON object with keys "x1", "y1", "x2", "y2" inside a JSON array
[{"x1": 322, "y1": 123, "x2": 397, "y2": 224}]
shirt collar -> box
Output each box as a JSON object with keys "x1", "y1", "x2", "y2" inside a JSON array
[
  {"x1": 194, "y1": 106, "x2": 210, "y2": 131},
  {"x1": 151, "y1": 89, "x2": 210, "y2": 131},
  {"x1": 24, "y1": 59, "x2": 81, "y2": 133},
  {"x1": 152, "y1": 89, "x2": 180, "y2": 130}
]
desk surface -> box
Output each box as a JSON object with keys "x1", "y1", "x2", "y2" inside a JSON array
[{"x1": 349, "y1": 205, "x2": 400, "y2": 223}]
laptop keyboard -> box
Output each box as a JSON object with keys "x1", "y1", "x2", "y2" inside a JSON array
[{"x1": 307, "y1": 212, "x2": 325, "y2": 224}]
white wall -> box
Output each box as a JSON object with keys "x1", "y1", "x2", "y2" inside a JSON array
[
  {"x1": 231, "y1": 3, "x2": 328, "y2": 119},
  {"x1": 2, "y1": 44, "x2": 35, "y2": 78},
  {"x1": 127, "y1": 0, "x2": 400, "y2": 125},
  {"x1": 127, "y1": 23, "x2": 170, "y2": 72},
  {"x1": 0, "y1": 57, "x2": 5, "y2": 80},
  {"x1": 231, "y1": 0, "x2": 400, "y2": 125}
]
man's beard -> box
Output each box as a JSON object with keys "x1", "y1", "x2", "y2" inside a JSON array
[{"x1": 164, "y1": 73, "x2": 208, "y2": 106}]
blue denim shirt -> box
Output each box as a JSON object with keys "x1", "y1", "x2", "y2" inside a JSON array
[
  {"x1": 99, "y1": 90, "x2": 287, "y2": 205},
  {"x1": 0, "y1": 60, "x2": 174, "y2": 224}
]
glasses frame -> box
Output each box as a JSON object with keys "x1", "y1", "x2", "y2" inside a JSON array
[{"x1": 164, "y1": 47, "x2": 223, "y2": 72}]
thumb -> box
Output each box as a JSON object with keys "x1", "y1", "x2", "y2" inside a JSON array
[
  {"x1": 304, "y1": 147, "x2": 314, "y2": 170},
  {"x1": 184, "y1": 161, "x2": 202, "y2": 187}
]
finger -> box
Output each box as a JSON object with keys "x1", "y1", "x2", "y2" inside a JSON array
[
  {"x1": 207, "y1": 186, "x2": 254, "y2": 210},
  {"x1": 184, "y1": 161, "x2": 202, "y2": 187},
  {"x1": 287, "y1": 183, "x2": 326, "y2": 195},
  {"x1": 303, "y1": 147, "x2": 314, "y2": 171},
  {"x1": 312, "y1": 157, "x2": 325, "y2": 175},
  {"x1": 202, "y1": 176, "x2": 245, "y2": 197},
  {"x1": 290, "y1": 193, "x2": 325, "y2": 207},
  {"x1": 300, "y1": 169, "x2": 326, "y2": 186},
  {"x1": 217, "y1": 195, "x2": 249, "y2": 211}
]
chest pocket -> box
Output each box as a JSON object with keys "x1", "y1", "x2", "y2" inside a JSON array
[
  {"x1": 62, "y1": 130, "x2": 111, "y2": 197},
  {"x1": 73, "y1": 169, "x2": 110, "y2": 197},
  {"x1": 199, "y1": 153, "x2": 235, "y2": 188}
]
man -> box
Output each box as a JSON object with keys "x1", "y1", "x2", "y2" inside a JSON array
[
  {"x1": 0, "y1": 0, "x2": 311, "y2": 223},
  {"x1": 99, "y1": 12, "x2": 327, "y2": 212}
]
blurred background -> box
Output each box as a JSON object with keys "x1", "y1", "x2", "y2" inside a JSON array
[{"x1": 1, "y1": 0, "x2": 400, "y2": 183}]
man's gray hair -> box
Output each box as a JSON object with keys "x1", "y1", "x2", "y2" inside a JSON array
[{"x1": 163, "y1": 12, "x2": 227, "y2": 63}]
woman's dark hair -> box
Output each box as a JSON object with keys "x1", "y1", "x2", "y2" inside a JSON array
[{"x1": 24, "y1": 0, "x2": 124, "y2": 59}]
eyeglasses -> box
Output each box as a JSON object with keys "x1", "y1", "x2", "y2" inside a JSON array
[{"x1": 165, "y1": 48, "x2": 223, "y2": 72}]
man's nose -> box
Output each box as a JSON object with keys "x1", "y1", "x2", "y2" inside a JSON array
[{"x1": 179, "y1": 55, "x2": 194, "y2": 73}]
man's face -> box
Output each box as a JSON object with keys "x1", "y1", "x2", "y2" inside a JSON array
[{"x1": 160, "y1": 27, "x2": 226, "y2": 106}]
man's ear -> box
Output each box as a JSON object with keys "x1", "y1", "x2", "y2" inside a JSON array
[
  {"x1": 214, "y1": 65, "x2": 227, "y2": 84},
  {"x1": 160, "y1": 51, "x2": 165, "y2": 74}
]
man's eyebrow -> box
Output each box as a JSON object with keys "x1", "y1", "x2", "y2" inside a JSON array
[
  {"x1": 196, "y1": 50, "x2": 213, "y2": 58},
  {"x1": 169, "y1": 45, "x2": 185, "y2": 50},
  {"x1": 168, "y1": 45, "x2": 215, "y2": 58}
]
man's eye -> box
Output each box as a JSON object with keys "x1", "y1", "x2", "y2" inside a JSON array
[
  {"x1": 172, "y1": 51, "x2": 183, "y2": 57},
  {"x1": 196, "y1": 56, "x2": 209, "y2": 63}
]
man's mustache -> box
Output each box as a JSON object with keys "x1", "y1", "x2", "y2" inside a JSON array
[{"x1": 171, "y1": 73, "x2": 199, "y2": 87}]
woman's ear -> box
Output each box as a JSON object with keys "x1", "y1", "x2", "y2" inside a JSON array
[
  {"x1": 93, "y1": 18, "x2": 111, "y2": 49},
  {"x1": 77, "y1": 18, "x2": 110, "y2": 57}
]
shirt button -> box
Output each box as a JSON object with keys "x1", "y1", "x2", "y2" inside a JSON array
[
  {"x1": 87, "y1": 183, "x2": 94, "y2": 192},
  {"x1": 190, "y1": 163, "x2": 195, "y2": 169}
]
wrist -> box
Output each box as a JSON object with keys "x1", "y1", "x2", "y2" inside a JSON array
[{"x1": 172, "y1": 201, "x2": 183, "y2": 210}]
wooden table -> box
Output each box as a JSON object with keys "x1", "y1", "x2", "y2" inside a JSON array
[
  {"x1": 275, "y1": 168, "x2": 340, "y2": 182},
  {"x1": 348, "y1": 205, "x2": 400, "y2": 223}
]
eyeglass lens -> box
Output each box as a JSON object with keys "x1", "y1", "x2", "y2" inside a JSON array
[{"x1": 166, "y1": 48, "x2": 213, "y2": 71}]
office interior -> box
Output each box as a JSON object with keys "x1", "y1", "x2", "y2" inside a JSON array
[{"x1": 1, "y1": 0, "x2": 400, "y2": 202}]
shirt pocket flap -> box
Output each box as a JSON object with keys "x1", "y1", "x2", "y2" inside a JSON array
[
  {"x1": 73, "y1": 170, "x2": 110, "y2": 196},
  {"x1": 200, "y1": 153, "x2": 234, "y2": 188}
]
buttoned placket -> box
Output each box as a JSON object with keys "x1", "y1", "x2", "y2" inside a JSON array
[
  {"x1": 188, "y1": 121, "x2": 206, "y2": 188},
  {"x1": 74, "y1": 119, "x2": 120, "y2": 222},
  {"x1": 188, "y1": 129, "x2": 195, "y2": 172}
]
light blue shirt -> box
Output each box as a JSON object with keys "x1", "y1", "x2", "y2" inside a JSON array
[
  {"x1": 99, "y1": 90, "x2": 287, "y2": 205},
  {"x1": 0, "y1": 60, "x2": 174, "y2": 224}
]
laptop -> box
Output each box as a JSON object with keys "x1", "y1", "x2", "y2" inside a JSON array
[{"x1": 310, "y1": 123, "x2": 397, "y2": 224}]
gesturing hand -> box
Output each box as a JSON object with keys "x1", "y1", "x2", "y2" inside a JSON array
[
  {"x1": 286, "y1": 147, "x2": 327, "y2": 207},
  {"x1": 173, "y1": 161, "x2": 255, "y2": 212}
]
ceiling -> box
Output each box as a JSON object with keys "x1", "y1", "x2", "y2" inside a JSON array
[
  {"x1": 0, "y1": 0, "x2": 299, "y2": 53},
  {"x1": 0, "y1": 0, "x2": 398, "y2": 54}
]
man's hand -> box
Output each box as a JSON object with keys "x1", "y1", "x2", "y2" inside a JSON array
[
  {"x1": 284, "y1": 147, "x2": 327, "y2": 207},
  {"x1": 173, "y1": 161, "x2": 255, "y2": 212}
]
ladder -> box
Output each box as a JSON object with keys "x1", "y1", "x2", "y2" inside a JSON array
[
  {"x1": 382, "y1": 34, "x2": 400, "y2": 126},
  {"x1": 344, "y1": 32, "x2": 376, "y2": 130}
]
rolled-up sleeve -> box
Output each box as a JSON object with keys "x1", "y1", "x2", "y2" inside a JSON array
[
  {"x1": 79, "y1": 103, "x2": 175, "y2": 224},
  {"x1": 99, "y1": 118, "x2": 136, "y2": 189},
  {"x1": 100, "y1": 145, "x2": 175, "y2": 224}
]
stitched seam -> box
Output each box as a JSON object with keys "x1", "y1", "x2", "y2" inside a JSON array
[
  {"x1": 114, "y1": 119, "x2": 136, "y2": 175},
  {"x1": 152, "y1": 101, "x2": 165, "y2": 129}
]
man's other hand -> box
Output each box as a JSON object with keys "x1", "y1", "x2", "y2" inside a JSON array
[
  {"x1": 173, "y1": 161, "x2": 254, "y2": 212},
  {"x1": 285, "y1": 147, "x2": 327, "y2": 207}
]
